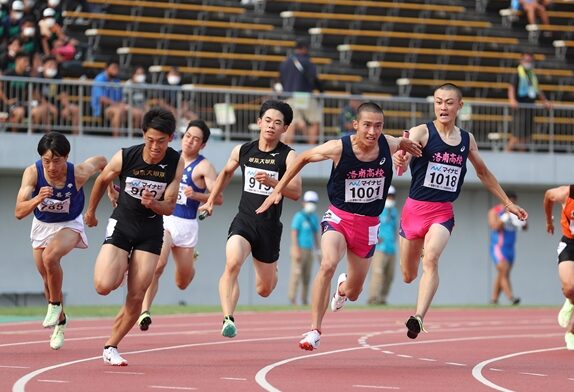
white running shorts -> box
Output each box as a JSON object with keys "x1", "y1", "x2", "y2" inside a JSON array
[
  {"x1": 30, "y1": 214, "x2": 88, "y2": 249},
  {"x1": 163, "y1": 214, "x2": 199, "y2": 248}
]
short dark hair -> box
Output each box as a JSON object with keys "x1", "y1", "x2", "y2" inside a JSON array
[
  {"x1": 14, "y1": 51, "x2": 29, "y2": 61},
  {"x1": 37, "y1": 132, "x2": 70, "y2": 157},
  {"x1": 295, "y1": 38, "x2": 310, "y2": 49},
  {"x1": 185, "y1": 119, "x2": 211, "y2": 144},
  {"x1": 356, "y1": 101, "x2": 384, "y2": 119},
  {"x1": 259, "y1": 100, "x2": 293, "y2": 126},
  {"x1": 434, "y1": 83, "x2": 463, "y2": 100},
  {"x1": 142, "y1": 107, "x2": 176, "y2": 136}
]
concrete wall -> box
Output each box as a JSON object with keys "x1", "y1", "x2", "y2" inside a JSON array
[{"x1": 0, "y1": 133, "x2": 568, "y2": 307}]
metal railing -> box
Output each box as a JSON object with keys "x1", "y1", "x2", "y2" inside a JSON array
[{"x1": 1, "y1": 76, "x2": 573, "y2": 152}]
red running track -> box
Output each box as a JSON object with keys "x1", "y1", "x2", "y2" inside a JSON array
[{"x1": 0, "y1": 308, "x2": 572, "y2": 392}]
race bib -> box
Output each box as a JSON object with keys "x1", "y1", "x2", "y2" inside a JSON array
[
  {"x1": 124, "y1": 177, "x2": 167, "y2": 200},
  {"x1": 38, "y1": 197, "x2": 70, "y2": 213},
  {"x1": 243, "y1": 166, "x2": 278, "y2": 196},
  {"x1": 344, "y1": 178, "x2": 385, "y2": 203},
  {"x1": 176, "y1": 183, "x2": 187, "y2": 205},
  {"x1": 423, "y1": 162, "x2": 461, "y2": 192}
]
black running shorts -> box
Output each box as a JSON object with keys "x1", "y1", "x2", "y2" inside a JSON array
[
  {"x1": 557, "y1": 236, "x2": 574, "y2": 264},
  {"x1": 103, "y1": 217, "x2": 164, "y2": 255},
  {"x1": 228, "y1": 213, "x2": 282, "y2": 263}
]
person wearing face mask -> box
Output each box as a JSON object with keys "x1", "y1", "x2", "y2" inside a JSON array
[
  {"x1": 122, "y1": 65, "x2": 146, "y2": 130},
  {"x1": 288, "y1": 190, "x2": 321, "y2": 306},
  {"x1": 367, "y1": 185, "x2": 399, "y2": 305},
  {"x1": 506, "y1": 52, "x2": 552, "y2": 152},
  {"x1": 1, "y1": 37, "x2": 22, "y2": 72},
  {"x1": 0, "y1": 51, "x2": 30, "y2": 131},
  {"x1": 3, "y1": 0, "x2": 25, "y2": 41},
  {"x1": 32, "y1": 55, "x2": 80, "y2": 134},
  {"x1": 153, "y1": 66, "x2": 198, "y2": 128},
  {"x1": 39, "y1": 7, "x2": 68, "y2": 55}
]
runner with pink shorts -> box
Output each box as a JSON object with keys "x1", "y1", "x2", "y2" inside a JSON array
[
  {"x1": 257, "y1": 101, "x2": 422, "y2": 351},
  {"x1": 393, "y1": 83, "x2": 528, "y2": 340}
]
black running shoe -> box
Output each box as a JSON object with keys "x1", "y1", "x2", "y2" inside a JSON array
[
  {"x1": 138, "y1": 311, "x2": 152, "y2": 331},
  {"x1": 406, "y1": 315, "x2": 423, "y2": 339}
]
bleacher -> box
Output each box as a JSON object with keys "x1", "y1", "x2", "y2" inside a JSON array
[{"x1": 2, "y1": 0, "x2": 573, "y2": 146}]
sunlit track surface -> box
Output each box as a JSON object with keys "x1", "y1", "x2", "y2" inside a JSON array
[{"x1": 0, "y1": 308, "x2": 570, "y2": 392}]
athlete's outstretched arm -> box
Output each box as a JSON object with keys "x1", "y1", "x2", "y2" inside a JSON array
[
  {"x1": 84, "y1": 150, "x2": 123, "y2": 227},
  {"x1": 256, "y1": 140, "x2": 341, "y2": 214},
  {"x1": 467, "y1": 133, "x2": 528, "y2": 221},
  {"x1": 254, "y1": 150, "x2": 302, "y2": 201},
  {"x1": 390, "y1": 123, "x2": 427, "y2": 173},
  {"x1": 544, "y1": 185, "x2": 569, "y2": 235},
  {"x1": 75, "y1": 155, "x2": 108, "y2": 188},
  {"x1": 199, "y1": 144, "x2": 240, "y2": 217}
]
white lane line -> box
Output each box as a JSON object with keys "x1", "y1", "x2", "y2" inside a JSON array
[
  {"x1": 352, "y1": 385, "x2": 399, "y2": 390},
  {"x1": 489, "y1": 368, "x2": 504, "y2": 372},
  {"x1": 0, "y1": 365, "x2": 30, "y2": 369},
  {"x1": 396, "y1": 354, "x2": 412, "y2": 358},
  {"x1": 519, "y1": 372, "x2": 547, "y2": 377},
  {"x1": 37, "y1": 379, "x2": 68, "y2": 383},
  {"x1": 104, "y1": 371, "x2": 145, "y2": 375},
  {"x1": 445, "y1": 362, "x2": 466, "y2": 367},
  {"x1": 220, "y1": 377, "x2": 247, "y2": 381},
  {"x1": 418, "y1": 358, "x2": 437, "y2": 362},
  {"x1": 149, "y1": 386, "x2": 197, "y2": 390},
  {"x1": 256, "y1": 333, "x2": 563, "y2": 392},
  {"x1": 472, "y1": 346, "x2": 564, "y2": 392},
  {"x1": 381, "y1": 351, "x2": 394, "y2": 354},
  {"x1": 568, "y1": 378, "x2": 574, "y2": 381}
]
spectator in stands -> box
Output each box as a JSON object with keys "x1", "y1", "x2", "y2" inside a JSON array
[
  {"x1": 506, "y1": 52, "x2": 551, "y2": 152},
  {"x1": 46, "y1": 0, "x2": 65, "y2": 25},
  {"x1": 512, "y1": 0, "x2": 550, "y2": 26},
  {"x1": 0, "y1": 51, "x2": 30, "y2": 131},
  {"x1": 153, "y1": 66, "x2": 197, "y2": 130},
  {"x1": 39, "y1": 7, "x2": 70, "y2": 56},
  {"x1": 0, "y1": 0, "x2": 10, "y2": 39},
  {"x1": 338, "y1": 93, "x2": 362, "y2": 138},
  {"x1": 1, "y1": 36, "x2": 21, "y2": 72},
  {"x1": 33, "y1": 55, "x2": 79, "y2": 134},
  {"x1": 19, "y1": 16, "x2": 42, "y2": 73},
  {"x1": 3, "y1": 1, "x2": 25, "y2": 42},
  {"x1": 279, "y1": 38, "x2": 323, "y2": 145},
  {"x1": 367, "y1": 185, "x2": 399, "y2": 305},
  {"x1": 90, "y1": 59, "x2": 126, "y2": 137},
  {"x1": 122, "y1": 65, "x2": 147, "y2": 130},
  {"x1": 488, "y1": 190, "x2": 525, "y2": 305}
]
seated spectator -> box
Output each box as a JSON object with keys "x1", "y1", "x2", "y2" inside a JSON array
[
  {"x1": 150, "y1": 66, "x2": 197, "y2": 127},
  {"x1": 122, "y1": 65, "x2": 146, "y2": 130},
  {"x1": 46, "y1": 0, "x2": 65, "y2": 25},
  {"x1": 338, "y1": 93, "x2": 362, "y2": 138},
  {"x1": 0, "y1": 51, "x2": 31, "y2": 132},
  {"x1": 512, "y1": 0, "x2": 550, "y2": 26},
  {"x1": 90, "y1": 59, "x2": 126, "y2": 137},
  {"x1": 1, "y1": 36, "x2": 21, "y2": 72},
  {"x1": 0, "y1": 0, "x2": 10, "y2": 40},
  {"x1": 51, "y1": 35, "x2": 77, "y2": 62},
  {"x1": 3, "y1": 1, "x2": 25, "y2": 42},
  {"x1": 19, "y1": 16, "x2": 42, "y2": 74},
  {"x1": 39, "y1": 7, "x2": 72, "y2": 56},
  {"x1": 32, "y1": 55, "x2": 79, "y2": 134}
]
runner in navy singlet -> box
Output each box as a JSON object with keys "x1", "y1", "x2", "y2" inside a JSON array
[
  {"x1": 257, "y1": 102, "x2": 422, "y2": 351},
  {"x1": 393, "y1": 84, "x2": 528, "y2": 340},
  {"x1": 15, "y1": 132, "x2": 106, "y2": 350}
]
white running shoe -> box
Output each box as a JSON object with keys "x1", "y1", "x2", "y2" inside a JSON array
[
  {"x1": 50, "y1": 317, "x2": 67, "y2": 350},
  {"x1": 103, "y1": 347, "x2": 128, "y2": 366},
  {"x1": 299, "y1": 329, "x2": 321, "y2": 351},
  {"x1": 330, "y1": 273, "x2": 348, "y2": 312},
  {"x1": 565, "y1": 332, "x2": 574, "y2": 350},
  {"x1": 42, "y1": 303, "x2": 62, "y2": 328},
  {"x1": 558, "y1": 299, "x2": 574, "y2": 328}
]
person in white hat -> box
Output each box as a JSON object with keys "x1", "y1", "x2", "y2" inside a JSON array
[
  {"x1": 288, "y1": 190, "x2": 321, "y2": 305},
  {"x1": 367, "y1": 185, "x2": 399, "y2": 305}
]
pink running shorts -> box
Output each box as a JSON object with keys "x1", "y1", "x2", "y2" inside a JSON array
[{"x1": 399, "y1": 197, "x2": 455, "y2": 240}]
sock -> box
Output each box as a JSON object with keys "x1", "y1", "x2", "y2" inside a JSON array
[
  {"x1": 104, "y1": 345, "x2": 117, "y2": 350},
  {"x1": 49, "y1": 301, "x2": 61, "y2": 306},
  {"x1": 224, "y1": 315, "x2": 235, "y2": 323},
  {"x1": 58, "y1": 316, "x2": 66, "y2": 325}
]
